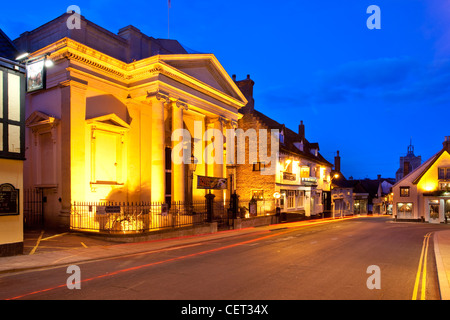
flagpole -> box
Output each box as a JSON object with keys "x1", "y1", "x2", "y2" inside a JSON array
[{"x1": 168, "y1": 0, "x2": 170, "y2": 39}]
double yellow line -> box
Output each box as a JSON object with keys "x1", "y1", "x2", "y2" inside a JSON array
[{"x1": 412, "y1": 232, "x2": 433, "y2": 300}]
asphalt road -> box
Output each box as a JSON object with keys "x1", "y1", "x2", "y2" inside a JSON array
[{"x1": 1, "y1": 216, "x2": 448, "y2": 301}]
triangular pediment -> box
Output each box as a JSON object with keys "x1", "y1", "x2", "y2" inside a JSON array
[
  {"x1": 86, "y1": 113, "x2": 130, "y2": 130},
  {"x1": 26, "y1": 111, "x2": 59, "y2": 127},
  {"x1": 159, "y1": 54, "x2": 247, "y2": 104}
]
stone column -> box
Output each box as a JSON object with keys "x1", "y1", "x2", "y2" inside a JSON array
[
  {"x1": 150, "y1": 93, "x2": 167, "y2": 203},
  {"x1": 171, "y1": 100, "x2": 188, "y2": 203},
  {"x1": 59, "y1": 79, "x2": 87, "y2": 230},
  {"x1": 205, "y1": 116, "x2": 225, "y2": 200}
]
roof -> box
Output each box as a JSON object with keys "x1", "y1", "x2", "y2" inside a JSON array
[
  {"x1": 0, "y1": 28, "x2": 18, "y2": 60},
  {"x1": 250, "y1": 109, "x2": 333, "y2": 167},
  {"x1": 392, "y1": 148, "x2": 446, "y2": 187},
  {"x1": 13, "y1": 13, "x2": 201, "y2": 63},
  {"x1": 412, "y1": 149, "x2": 450, "y2": 184}
]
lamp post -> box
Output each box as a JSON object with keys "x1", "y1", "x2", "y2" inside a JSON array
[
  {"x1": 188, "y1": 154, "x2": 198, "y2": 211},
  {"x1": 330, "y1": 173, "x2": 340, "y2": 219}
]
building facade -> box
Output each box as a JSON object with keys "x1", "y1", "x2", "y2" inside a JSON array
[
  {"x1": 0, "y1": 29, "x2": 25, "y2": 256},
  {"x1": 15, "y1": 13, "x2": 247, "y2": 229},
  {"x1": 234, "y1": 75, "x2": 333, "y2": 217},
  {"x1": 392, "y1": 137, "x2": 450, "y2": 223}
]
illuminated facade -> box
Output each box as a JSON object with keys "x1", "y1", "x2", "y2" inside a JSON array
[
  {"x1": 392, "y1": 137, "x2": 450, "y2": 223},
  {"x1": 15, "y1": 14, "x2": 247, "y2": 229},
  {"x1": 234, "y1": 75, "x2": 333, "y2": 217}
]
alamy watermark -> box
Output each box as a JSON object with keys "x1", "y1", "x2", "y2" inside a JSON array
[
  {"x1": 367, "y1": 5, "x2": 381, "y2": 30},
  {"x1": 171, "y1": 121, "x2": 280, "y2": 175},
  {"x1": 66, "y1": 5, "x2": 81, "y2": 30},
  {"x1": 66, "y1": 265, "x2": 81, "y2": 290},
  {"x1": 366, "y1": 265, "x2": 381, "y2": 290}
]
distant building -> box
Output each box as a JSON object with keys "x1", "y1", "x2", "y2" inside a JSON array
[
  {"x1": 392, "y1": 137, "x2": 450, "y2": 223},
  {"x1": 396, "y1": 140, "x2": 422, "y2": 182},
  {"x1": 331, "y1": 151, "x2": 394, "y2": 217}
]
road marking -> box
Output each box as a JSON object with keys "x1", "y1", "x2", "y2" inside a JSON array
[
  {"x1": 29, "y1": 230, "x2": 44, "y2": 255},
  {"x1": 412, "y1": 232, "x2": 432, "y2": 300},
  {"x1": 41, "y1": 233, "x2": 69, "y2": 241},
  {"x1": 81, "y1": 242, "x2": 88, "y2": 248},
  {"x1": 7, "y1": 217, "x2": 355, "y2": 300}
]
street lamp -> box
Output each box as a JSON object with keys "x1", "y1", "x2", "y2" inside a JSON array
[{"x1": 330, "y1": 173, "x2": 340, "y2": 219}]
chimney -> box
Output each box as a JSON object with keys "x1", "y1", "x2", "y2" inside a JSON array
[
  {"x1": 377, "y1": 174, "x2": 381, "y2": 180},
  {"x1": 298, "y1": 121, "x2": 305, "y2": 140},
  {"x1": 443, "y1": 136, "x2": 450, "y2": 152},
  {"x1": 235, "y1": 74, "x2": 255, "y2": 114},
  {"x1": 334, "y1": 150, "x2": 341, "y2": 173}
]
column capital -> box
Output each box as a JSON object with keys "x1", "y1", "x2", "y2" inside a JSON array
[
  {"x1": 205, "y1": 115, "x2": 227, "y2": 126},
  {"x1": 175, "y1": 99, "x2": 189, "y2": 111},
  {"x1": 146, "y1": 90, "x2": 170, "y2": 104}
]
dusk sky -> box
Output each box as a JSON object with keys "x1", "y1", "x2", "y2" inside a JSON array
[{"x1": 1, "y1": 0, "x2": 449, "y2": 179}]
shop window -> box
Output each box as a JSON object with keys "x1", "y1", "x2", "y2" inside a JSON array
[
  {"x1": 429, "y1": 200, "x2": 440, "y2": 220},
  {"x1": 397, "y1": 202, "x2": 413, "y2": 217}
]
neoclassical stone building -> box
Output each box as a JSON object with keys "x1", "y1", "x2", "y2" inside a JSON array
[{"x1": 15, "y1": 13, "x2": 247, "y2": 228}]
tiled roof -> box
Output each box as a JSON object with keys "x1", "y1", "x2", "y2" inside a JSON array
[{"x1": 251, "y1": 109, "x2": 333, "y2": 167}]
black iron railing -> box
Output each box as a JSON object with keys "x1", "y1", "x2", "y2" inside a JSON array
[{"x1": 70, "y1": 201, "x2": 208, "y2": 233}]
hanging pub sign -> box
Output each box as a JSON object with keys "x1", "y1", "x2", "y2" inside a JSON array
[
  {"x1": 26, "y1": 58, "x2": 46, "y2": 92},
  {"x1": 0, "y1": 183, "x2": 19, "y2": 216},
  {"x1": 197, "y1": 175, "x2": 228, "y2": 190}
]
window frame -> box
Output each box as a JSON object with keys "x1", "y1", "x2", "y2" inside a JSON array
[
  {"x1": 399, "y1": 186, "x2": 410, "y2": 197},
  {"x1": 0, "y1": 65, "x2": 26, "y2": 160},
  {"x1": 252, "y1": 161, "x2": 265, "y2": 172}
]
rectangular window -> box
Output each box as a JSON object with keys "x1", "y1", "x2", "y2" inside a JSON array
[
  {"x1": 252, "y1": 190, "x2": 264, "y2": 200},
  {"x1": 400, "y1": 187, "x2": 410, "y2": 197},
  {"x1": 298, "y1": 191, "x2": 304, "y2": 207},
  {"x1": 287, "y1": 190, "x2": 295, "y2": 209},
  {"x1": 439, "y1": 168, "x2": 445, "y2": 179},
  {"x1": 0, "y1": 65, "x2": 25, "y2": 160},
  {"x1": 252, "y1": 162, "x2": 265, "y2": 172},
  {"x1": 439, "y1": 167, "x2": 450, "y2": 180},
  {"x1": 7, "y1": 73, "x2": 20, "y2": 122}
]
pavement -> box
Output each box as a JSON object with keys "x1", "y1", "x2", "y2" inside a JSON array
[{"x1": 2, "y1": 217, "x2": 450, "y2": 300}]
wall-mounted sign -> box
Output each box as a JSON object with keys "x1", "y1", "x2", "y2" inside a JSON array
[
  {"x1": 0, "y1": 183, "x2": 19, "y2": 216},
  {"x1": 26, "y1": 58, "x2": 46, "y2": 92},
  {"x1": 283, "y1": 172, "x2": 296, "y2": 181},
  {"x1": 197, "y1": 175, "x2": 228, "y2": 190}
]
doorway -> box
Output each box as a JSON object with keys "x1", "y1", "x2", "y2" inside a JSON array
[{"x1": 429, "y1": 200, "x2": 440, "y2": 223}]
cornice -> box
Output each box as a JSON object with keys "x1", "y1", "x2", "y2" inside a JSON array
[{"x1": 33, "y1": 38, "x2": 246, "y2": 109}]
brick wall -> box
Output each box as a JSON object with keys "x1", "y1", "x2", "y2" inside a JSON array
[{"x1": 235, "y1": 112, "x2": 276, "y2": 205}]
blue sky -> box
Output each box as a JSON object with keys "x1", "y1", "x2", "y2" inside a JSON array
[{"x1": 1, "y1": 0, "x2": 449, "y2": 179}]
